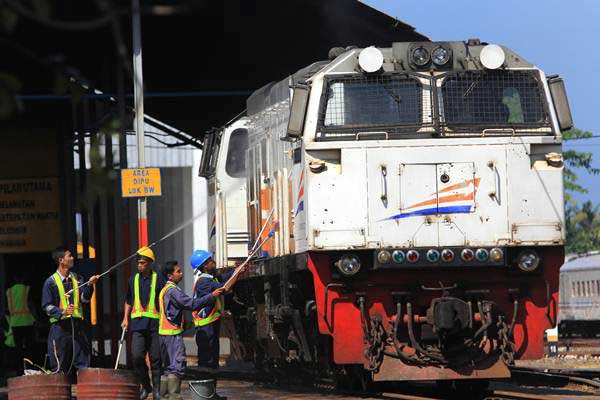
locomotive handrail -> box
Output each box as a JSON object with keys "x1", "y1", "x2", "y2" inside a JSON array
[{"x1": 323, "y1": 283, "x2": 346, "y2": 333}]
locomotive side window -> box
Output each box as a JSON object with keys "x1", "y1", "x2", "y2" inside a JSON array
[
  {"x1": 441, "y1": 71, "x2": 549, "y2": 131},
  {"x1": 225, "y1": 128, "x2": 249, "y2": 178},
  {"x1": 318, "y1": 75, "x2": 423, "y2": 138}
]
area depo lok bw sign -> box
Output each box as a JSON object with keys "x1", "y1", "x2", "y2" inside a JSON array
[{"x1": 121, "y1": 168, "x2": 162, "y2": 197}]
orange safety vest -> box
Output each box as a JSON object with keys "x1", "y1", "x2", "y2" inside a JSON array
[
  {"x1": 158, "y1": 283, "x2": 184, "y2": 336},
  {"x1": 130, "y1": 271, "x2": 160, "y2": 319},
  {"x1": 6, "y1": 284, "x2": 35, "y2": 327},
  {"x1": 192, "y1": 274, "x2": 223, "y2": 327}
]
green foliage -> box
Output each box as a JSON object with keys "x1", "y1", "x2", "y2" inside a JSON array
[{"x1": 563, "y1": 128, "x2": 600, "y2": 253}]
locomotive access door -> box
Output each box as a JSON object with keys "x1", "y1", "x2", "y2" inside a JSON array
[{"x1": 366, "y1": 157, "x2": 477, "y2": 248}]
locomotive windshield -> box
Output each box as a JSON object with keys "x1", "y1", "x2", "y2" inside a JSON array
[
  {"x1": 441, "y1": 71, "x2": 549, "y2": 130},
  {"x1": 320, "y1": 75, "x2": 422, "y2": 134}
]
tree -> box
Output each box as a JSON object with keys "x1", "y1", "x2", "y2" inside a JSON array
[{"x1": 563, "y1": 128, "x2": 600, "y2": 253}]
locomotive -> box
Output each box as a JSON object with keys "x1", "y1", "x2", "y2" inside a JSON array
[{"x1": 199, "y1": 39, "x2": 572, "y2": 387}]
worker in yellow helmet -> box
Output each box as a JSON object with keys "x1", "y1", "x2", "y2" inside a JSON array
[{"x1": 121, "y1": 246, "x2": 165, "y2": 400}]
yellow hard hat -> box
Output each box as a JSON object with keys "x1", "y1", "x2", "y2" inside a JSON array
[{"x1": 136, "y1": 246, "x2": 155, "y2": 262}]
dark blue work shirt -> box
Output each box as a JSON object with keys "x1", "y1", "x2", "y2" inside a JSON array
[
  {"x1": 42, "y1": 270, "x2": 94, "y2": 322},
  {"x1": 125, "y1": 270, "x2": 166, "y2": 332},
  {"x1": 193, "y1": 269, "x2": 233, "y2": 319},
  {"x1": 163, "y1": 282, "x2": 215, "y2": 328}
]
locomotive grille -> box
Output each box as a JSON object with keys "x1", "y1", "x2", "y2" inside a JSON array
[
  {"x1": 439, "y1": 70, "x2": 551, "y2": 134},
  {"x1": 317, "y1": 74, "x2": 429, "y2": 140}
]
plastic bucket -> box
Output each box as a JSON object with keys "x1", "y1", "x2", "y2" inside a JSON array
[
  {"x1": 8, "y1": 373, "x2": 71, "y2": 400},
  {"x1": 77, "y1": 368, "x2": 138, "y2": 399},
  {"x1": 189, "y1": 379, "x2": 216, "y2": 399}
]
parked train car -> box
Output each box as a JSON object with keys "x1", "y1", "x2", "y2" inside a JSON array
[
  {"x1": 199, "y1": 39, "x2": 572, "y2": 389},
  {"x1": 559, "y1": 252, "x2": 600, "y2": 337}
]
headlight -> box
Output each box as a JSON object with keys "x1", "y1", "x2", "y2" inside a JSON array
[
  {"x1": 377, "y1": 250, "x2": 391, "y2": 264},
  {"x1": 475, "y1": 248, "x2": 489, "y2": 262},
  {"x1": 411, "y1": 47, "x2": 430, "y2": 66},
  {"x1": 392, "y1": 250, "x2": 405, "y2": 264},
  {"x1": 517, "y1": 249, "x2": 540, "y2": 272},
  {"x1": 426, "y1": 249, "x2": 440, "y2": 263},
  {"x1": 441, "y1": 249, "x2": 455, "y2": 262},
  {"x1": 490, "y1": 247, "x2": 504, "y2": 262},
  {"x1": 461, "y1": 248, "x2": 474, "y2": 262},
  {"x1": 432, "y1": 47, "x2": 451, "y2": 66},
  {"x1": 336, "y1": 254, "x2": 361, "y2": 276}
]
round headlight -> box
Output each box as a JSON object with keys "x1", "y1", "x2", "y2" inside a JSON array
[
  {"x1": 406, "y1": 250, "x2": 420, "y2": 263},
  {"x1": 411, "y1": 47, "x2": 430, "y2": 67},
  {"x1": 475, "y1": 248, "x2": 489, "y2": 262},
  {"x1": 426, "y1": 249, "x2": 440, "y2": 263},
  {"x1": 432, "y1": 47, "x2": 451, "y2": 66},
  {"x1": 377, "y1": 250, "x2": 392, "y2": 264},
  {"x1": 441, "y1": 249, "x2": 455, "y2": 262},
  {"x1": 461, "y1": 248, "x2": 474, "y2": 262},
  {"x1": 392, "y1": 250, "x2": 405, "y2": 264},
  {"x1": 336, "y1": 254, "x2": 361, "y2": 276},
  {"x1": 517, "y1": 249, "x2": 540, "y2": 272},
  {"x1": 358, "y1": 46, "x2": 384, "y2": 73},
  {"x1": 490, "y1": 247, "x2": 504, "y2": 262}
]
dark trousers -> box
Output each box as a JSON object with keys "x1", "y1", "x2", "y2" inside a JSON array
[
  {"x1": 47, "y1": 320, "x2": 90, "y2": 374},
  {"x1": 159, "y1": 335, "x2": 186, "y2": 377},
  {"x1": 13, "y1": 325, "x2": 35, "y2": 375},
  {"x1": 195, "y1": 319, "x2": 220, "y2": 369},
  {"x1": 131, "y1": 329, "x2": 161, "y2": 387}
]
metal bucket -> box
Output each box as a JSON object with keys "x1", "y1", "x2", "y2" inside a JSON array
[
  {"x1": 77, "y1": 368, "x2": 138, "y2": 400},
  {"x1": 8, "y1": 373, "x2": 71, "y2": 400},
  {"x1": 189, "y1": 379, "x2": 217, "y2": 400}
]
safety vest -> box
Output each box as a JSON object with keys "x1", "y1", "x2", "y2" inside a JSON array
[
  {"x1": 158, "y1": 283, "x2": 184, "y2": 336},
  {"x1": 192, "y1": 274, "x2": 223, "y2": 327},
  {"x1": 50, "y1": 272, "x2": 83, "y2": 323},
  {"x1": 130, "y1": 271, "x2": 160, "y2": 319},
  {"x1": 6, "y1": 284, "x2": 35, "y2": 327},
  {"x1": 4, "y1": 316, "x2": 14, "y2": 348}
]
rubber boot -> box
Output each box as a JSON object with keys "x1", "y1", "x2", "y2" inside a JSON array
[
  {"x1": 151, "y1": 370, "x2": 161, "y2": 400},
  {"x1": 167, "y1": 374, "x2": 182, "y2": 400},
  {"x1": 140, "y1": 374, "x2": 152, "y2": 400},
  {"x1": 160, "y1": 376, "x2": 169, "y2": 399}
]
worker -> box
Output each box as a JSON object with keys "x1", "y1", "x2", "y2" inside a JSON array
[
  {"x1": 121, "y1": 246, "x2": 165, "y2": 400},
  {"x1": 41, "y1": 246, "x2": 99, "y2": 375},
  {"x1": 190, "y1": 249, "x2": 245, "y2": 399},
  {"x1": 159, "y1": 261, "x2": 224, "y2": 399},
  {"x1": 6, "y1": 270, "x2": 36, "y2": 375}
]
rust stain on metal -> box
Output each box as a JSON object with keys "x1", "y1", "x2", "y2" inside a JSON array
[
  {"x1": 77, "y1": 368, "x2": 138, "y2": 399},
  {"x1": 8, "y1": 373, "x2": 71, "y2": 400}
]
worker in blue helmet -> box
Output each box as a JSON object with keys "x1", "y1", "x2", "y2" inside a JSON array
[{"x1": 189, "y1": 249, "x2": 245, "y2": 400}]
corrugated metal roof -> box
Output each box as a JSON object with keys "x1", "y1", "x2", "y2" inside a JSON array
[{"x1": 560, "y1": 251, "x2": 600, "y2": 272}]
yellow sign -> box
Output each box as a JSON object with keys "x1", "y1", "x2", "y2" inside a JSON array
[
  {"x1": 0, "y1": 177, "x2": 61, "y2": 253},
  {"x1": 121, "y1": 168, "x2": 162, "y2": 198}
]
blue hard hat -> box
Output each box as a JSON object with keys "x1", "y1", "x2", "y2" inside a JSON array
[{"x1": 190, "y1": 249, "x2": 213, "y2": 269}]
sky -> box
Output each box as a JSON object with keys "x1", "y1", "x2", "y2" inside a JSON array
[{"x1": 365, "y1": 0, "x2": 600, "y2": 206}]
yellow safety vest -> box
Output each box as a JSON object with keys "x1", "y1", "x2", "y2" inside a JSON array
[
  {"x1": 130, "y1": 271, "x2": 160, "y2": 319},
  {"x1": 192, "y1": 275, "x2": 223, "y2": 327},
  {"x1": 6, "y1": 284, "x2": 35, "y2": 327},
  {"x1": 158, "y1": 283, "x2": 184, "y2": 336},
  {"x1": 50, "y1": 272, "x2": 83, "y2": 323}
]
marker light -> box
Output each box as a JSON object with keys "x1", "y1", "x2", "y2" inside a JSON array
[
  {"x1": 411, "y1": 47, "x2": 430, "y2": 67},
  {"x1": 377, "y1": 250, "x2": 392, "y2": 264},
  {"x1": 517, "y1": 249, "x2": 540, "y2": 272},
  {"x1": 392, "y1": 250, "x2": 405, "y2": 264},
  {"x1": 336, "y1": 254, "x2": 361, "y2": 276},
  {"x1": 480, "y1": 44, "x2": 506, "y2": 70},
  {"x1": 490, "y1": 248, "x2": 504, "y2": 263},
  {"x1": 358, "y1": 46, "x2": 384, "y2": 73},
  {"x1": 475, "y1": 248, "x2": 489, "y2": 262},
  {"x1": 461, "y1": 248, "x2": 474, "y2": 262},
  {"x1": 407, "y1": 250, "x2": 420, "y2": 263},
  {"x1": 432, "y1": 47, "x2": 451, "y2": 66},
  {"x1": 426, "y1": 249, "x2": 440, "y2": 263},
  {"x1": 441, "y1": 249, "x2": 455, "y2": 262}
]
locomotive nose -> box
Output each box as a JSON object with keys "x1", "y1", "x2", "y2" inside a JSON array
[{"x1": 427, "y1": 297, "x2": 471, "y2": 335}]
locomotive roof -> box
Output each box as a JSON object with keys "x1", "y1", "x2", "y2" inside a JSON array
[{"x1": 561, "y1": 251, "x2": 600, "y2": 273}]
